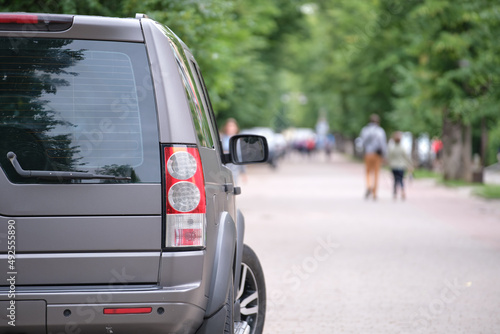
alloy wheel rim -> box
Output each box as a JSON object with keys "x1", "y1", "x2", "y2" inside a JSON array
[{"x1": 236, "y1": 263, "x2": 259, "y2": 332}]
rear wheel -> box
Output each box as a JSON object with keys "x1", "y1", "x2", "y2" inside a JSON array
[{"x1": 236, "y1": 245, "x2": 266, "y2": 334}]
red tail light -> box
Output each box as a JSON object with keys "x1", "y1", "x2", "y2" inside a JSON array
[{"x1": 163, "y1": 145, "x2": 206, "y2": 248}]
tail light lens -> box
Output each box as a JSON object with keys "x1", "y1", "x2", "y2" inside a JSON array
[{"x1": 164, "y1": 145, "x2": 206, "y2": 248}]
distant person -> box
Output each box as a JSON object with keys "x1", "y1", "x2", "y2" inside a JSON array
[
  {"x1": 388, "y1": 131, "x2": 413, "y2": 200},
  {"x1": 360, "y1": 114, "x2": 387, "y2": 200},
  {"x1": 431, "y1": 136, "x2": 443, "y2": 170},
  {"x1": 306, "y1": 137, "x2": 316, "y2": 157},
  {"x1": 325, "y1": 134, "x2": 335, "y2": 161},
  {"x1": 431, "y1": 137, "x2": 443, "y2": 159},
  {"x1": 221, "y1": 118, "x2": 246, "y2": 185}
]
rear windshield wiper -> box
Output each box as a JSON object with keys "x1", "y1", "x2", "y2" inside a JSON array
[{"x1": 7, "y1": 152, "x2": 131, "y2": 181}]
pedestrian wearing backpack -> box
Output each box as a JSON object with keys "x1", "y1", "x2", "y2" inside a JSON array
[{"x1": 360, "y1": 114, "x2": 387, "y2": 200}]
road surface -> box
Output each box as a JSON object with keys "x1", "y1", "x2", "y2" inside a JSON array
[{"x1": 238, "y1": 153, "x2": 500, "y2": 334}]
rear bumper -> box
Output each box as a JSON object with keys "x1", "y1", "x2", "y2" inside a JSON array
[
  {"x1": 46, "y1": 302, "x2": 205, "y2": 334},
  {"x1": 0, "y1": 285, "x2": 207, "y2": 333},
  {"x1": 0, "y1": 249, "x2": 209, "y2": 333}
]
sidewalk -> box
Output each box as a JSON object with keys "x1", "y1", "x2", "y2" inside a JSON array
[
  {"x1": 239, "y1": 152, "x2": 500, "y2": 333},
  {"x1": 351, "y1": 153, "x2": 499, "y2": 248},
  {"x1": 395, "y1": 163, "x2": 500, "y2": 249}
]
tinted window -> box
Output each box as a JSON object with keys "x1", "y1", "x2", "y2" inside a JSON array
[
  {"x1": 162, "y1": 32, "x2": 214, "y2": 148},
  {"x1": 0, "y1": 38, "x2": 160, "y2": 183},
  {"x1": 190, "y1": 61, "x2": 222, "y2": 152}
]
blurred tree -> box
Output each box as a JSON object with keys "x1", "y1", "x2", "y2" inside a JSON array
[
  {"x1": 285, "y1": 0, "x2": 500, "y2": 180},
  {"x1": 3, "y1": 0, "x2": 305, "y2": 130},
  {"x1": 388, "y1": 0, "x2": 500, "y2": 179},
  {"x1": 4, "y1": 0, "x2": 500, "y2": 178},
  {"x1": 282, "y1": 0, "x2": 396, "y2": 137},
  {"x1": 128, "y1": 0, "x2": 307, "y2": 130}
]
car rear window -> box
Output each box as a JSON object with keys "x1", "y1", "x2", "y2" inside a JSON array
[{"x1": 0, "y1": 38, "x2": 160, "y2": 183}]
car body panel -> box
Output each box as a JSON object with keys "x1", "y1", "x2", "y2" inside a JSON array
[
  {"x1": 0, "y1": 176, "x2": 162, "y2": 216},
  {"x1": 0, "y1": 252, "x2": 160, "y2": 285},
  {"x1": 0, "y1": 216, "x2": 161, "y2": 253}
]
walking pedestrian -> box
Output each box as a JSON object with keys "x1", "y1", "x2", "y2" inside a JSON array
[
  {"x1": 388, "y1": 131, "x2": 413, "y2": 200},
  {"x1": 360, "y1": 114, "x2": 387, "y2": 200}
]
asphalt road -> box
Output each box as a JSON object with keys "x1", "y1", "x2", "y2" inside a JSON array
[{"x1": 238, "y1": 153, "x2": 500, "y2": 334}]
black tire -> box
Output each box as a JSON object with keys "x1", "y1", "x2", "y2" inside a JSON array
[{"x1": 236, "y1": 245, "x2": 266, "y2": 334}]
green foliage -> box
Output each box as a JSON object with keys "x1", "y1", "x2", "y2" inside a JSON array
[
  {"x1": 2, "y1": 0, "x2": 306, "y2": 130},
  {"x1": 128, "y1": 0, "x2": 303, "y2": 129},
  {"x1": 3, "y1": 0, "x2": 500, "y2": 167},
  {"x1": 283, "y1": 0, "x2": 500, "y2": 131}
]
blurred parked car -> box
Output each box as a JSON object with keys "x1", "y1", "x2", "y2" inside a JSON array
[{"x1": 286, "y1": 128, "x2": 317, "y2": 156}]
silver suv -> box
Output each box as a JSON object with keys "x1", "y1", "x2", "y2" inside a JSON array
[{"x1": 0, "y1": 13, "x2": 267, "y2": 334}]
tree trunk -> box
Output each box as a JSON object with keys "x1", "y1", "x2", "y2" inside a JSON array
[
  {"x1": 462, "y1": 123, "x2": 472, "y2": 182},
  {"x1": 481, "y1": 117, "x2": 488, "y2": 166},
  {"x1": 442, "y1": 109, "x2": 472, "y2": 181},
  {"x1": 411, "y1": 135, "x2": 419, "y2": 167}
]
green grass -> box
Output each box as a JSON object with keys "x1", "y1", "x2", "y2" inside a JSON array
[
  {"x1": 411, "y1": 168, "x2": 500, "y2": 199},
  {"x1": 439, "y1": 179, "x2": 500, "y2": 199},
  {"x1": 473, "y1": 185, "x2": 500, "y2": 199},
  {"x1": 412, "y1": 168, "x2": 441, "y2": 180},
  {"x1": 440, "y1": 179, "x2": 474, "y2": 188}
]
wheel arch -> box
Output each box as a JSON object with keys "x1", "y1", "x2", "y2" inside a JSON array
[
  {"x1": 204, "y1": 211, "x2": 237, "y2": 317},
  {"x1": 233, "y1": 209, "x2": 246, "y2": 294}
]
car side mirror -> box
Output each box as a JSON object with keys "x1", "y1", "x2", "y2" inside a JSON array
[{"x1": 225, "y1": 135, "x2": 268, "y2": 165}]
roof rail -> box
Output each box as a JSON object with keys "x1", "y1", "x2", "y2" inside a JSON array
[{"x1": 135, "y1": 13, "x2": 148, "y2": 19}]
